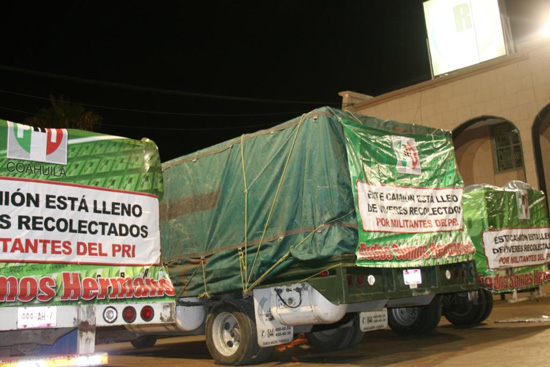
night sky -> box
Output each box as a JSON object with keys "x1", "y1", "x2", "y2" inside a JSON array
[{"x1": 0, "y1": 1, "x2": 546, "y2": 161}]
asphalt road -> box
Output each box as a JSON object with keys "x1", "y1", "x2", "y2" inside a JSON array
[{"x1": 99, "y1": 287, "x2": 550, "y2": 367}]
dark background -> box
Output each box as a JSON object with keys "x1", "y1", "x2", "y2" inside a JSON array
[{"x1": 0, "y1": 1, "x2": 547, "y2": 161}]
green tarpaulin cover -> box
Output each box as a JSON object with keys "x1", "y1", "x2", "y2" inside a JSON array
[
  {"x1": 463, "y1": 181, "x2": 550, "y2": 292},
  {"x1": 161, "y1": 107, "x2": 475, "y2": 298}
]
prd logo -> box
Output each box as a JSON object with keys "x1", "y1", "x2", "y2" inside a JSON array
[
  {"x1": 7, "y1": 121, "x2": 68, "y2": 165},
  {"x1": 392, "y1": 136, "x2": 421, "y2": 175}
]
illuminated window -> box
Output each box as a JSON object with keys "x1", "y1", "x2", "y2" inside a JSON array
[{"x1": 491, "y1": 122, "x2": 523, "y2": 172}]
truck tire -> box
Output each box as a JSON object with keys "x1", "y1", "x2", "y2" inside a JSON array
[
  {"x1": 307, "y1": 314, "x2": 364, "y2": 351},
  {"x1": 479, "y1": 289, "x2": 494, "y2": 323},
  {"x1": 347, "y1": 314, "x2": 366, "y2": 348},
  {"x1": 205, "y1": 300, "x2": 273, "y2": 365},
  {"x1": 444, "y1": 290, "x2": 487, "y2": 326},
  {"x1": 388, "y1": 295, "x2": 442, "y2": 335},
  {"x1": 130, "y1": 335, "x2": 158, "y2": 349}
]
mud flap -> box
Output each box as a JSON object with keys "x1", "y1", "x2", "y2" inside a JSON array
[{"x1": 253, "y1": 288, "x2": 293, "y2": 347}]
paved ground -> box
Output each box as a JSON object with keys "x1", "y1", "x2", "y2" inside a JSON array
[{"x1": 99, "y1": 287, "x2": 550, "y2": 367}]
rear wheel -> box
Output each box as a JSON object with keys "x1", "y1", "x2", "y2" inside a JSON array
[
  {"x1": 444, "y1": 290, "x2": 487, "y2": 326},
  {"x1": 388, "y1": 295, "x2": 441, "y2": 335},
  {"x1": 307, "y1": 314, "x2": 364, "y2": 351},
  {"x1": 479, "y1": 289, "x2": 494, "y2": 323},
  {"x1": 347, "y1": 314, "x2": 366, "y2": 347},
  {"x1": 205, "y1": 300, "x2": 273, "y2": 365},
  {"x1": 130, "y1": 335, "x2": 158, "y2": 349}
]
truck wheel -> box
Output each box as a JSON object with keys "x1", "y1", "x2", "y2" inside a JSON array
[
  {"x1": 307, "y1": 315, "x2": 364, "y2": 351},
  {"x1": 205, "y1": 300, "x2": 273, "y2": 365},
  {"x1": 388, "y1": 295, "x2": 442, "y2": 335},
  {"x1": 347, "y1": 314, "x2": 366, "y2": 347},
  {"x1": 479, "y1": 289, "x2": 493, "y2": 323},
  {"x1": 444, "y1": 290, "x2": 487, "y2": 326},
  {"x1": 130, "y1": 335, "x2": 158, "y2": 349}
]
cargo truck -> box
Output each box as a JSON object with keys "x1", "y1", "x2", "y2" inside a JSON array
[
  {"x1": 139, "y1": 107, "x2": 480, "y2": 365},
  {"x1": 0, "y1": 120, "x2": 176, "y2": 365},
  {"x1": 451, "y1": 181, "x2": 550, "y2": 325}
]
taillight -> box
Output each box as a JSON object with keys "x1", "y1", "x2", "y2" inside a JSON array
[
  {"x1": 141, "y1": 306, "x2": 154, "y2": 322},
  {"x1": 347, "y1": 275, "x2": 354, "y2": 287},
  {"x1": 122, "y1": 306, "x2": 137, "y2": 323},
  {"x1": 103, "y1": 307, "x2": 118, "y2": 323},
  {"x1": 357, "y1": 275, "x2": 365, "y2": 286}
]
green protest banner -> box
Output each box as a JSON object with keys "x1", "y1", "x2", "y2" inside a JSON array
[
  {"x1": 0, "y1": 120, "x2": 175, "y2": 306},
  {"x1": 341, "y1": 116, "x2": 475, "y2": 268},
  {"x1": 463, "y1": 182, "x2": 550, "y2": 292}
]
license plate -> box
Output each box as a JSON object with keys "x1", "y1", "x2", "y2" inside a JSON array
[
  {"x1": 18, "y1": 306, "x2": 57, "y2": 328},
  {"x1": 359, "y1": 309, "x2": 388, "y2": 332},
  {"x1": 404, "y1": 269, "x2": 422, "y2": 288}
]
